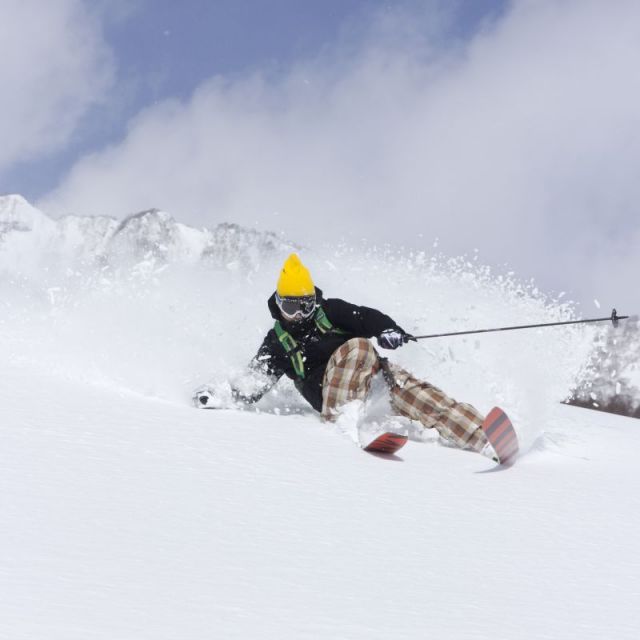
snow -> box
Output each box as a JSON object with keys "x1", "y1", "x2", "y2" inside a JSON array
[{"x1": 2, "y1": 198, "x2": 639, "y2": 639}]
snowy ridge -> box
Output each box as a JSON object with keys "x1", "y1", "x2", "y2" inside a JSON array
[
  {"x1": 568, "y1": 315, "x2": 640, "y2": 417},
  {"x1": 0, "y1": 194, "x2": 295, "y2": 277}
]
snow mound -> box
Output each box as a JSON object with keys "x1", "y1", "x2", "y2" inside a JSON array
[{"x1": 1, "y1": 196, "x2": 603, "y2": 452}]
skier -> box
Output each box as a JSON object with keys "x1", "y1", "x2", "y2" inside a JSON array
[{"x1": 194, "y1": 254, "x2": 494, "y2": 456}]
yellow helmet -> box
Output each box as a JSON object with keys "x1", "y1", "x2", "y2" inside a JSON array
[{"x1": 276, "y1": 253, "x2": 315, "y2": 297}]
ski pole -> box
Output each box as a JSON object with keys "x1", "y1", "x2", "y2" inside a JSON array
[{"x1": 410, "y1": 308, "x2": 629, "y2": 341}]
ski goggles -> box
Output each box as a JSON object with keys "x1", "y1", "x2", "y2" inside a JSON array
[{"x1": 275, "y1": 293, "x2": 316, "y2": 320}]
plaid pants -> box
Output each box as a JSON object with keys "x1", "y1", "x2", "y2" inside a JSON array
[{"x1": 322, "y1": 338, "x2": 488, "y2": 452}]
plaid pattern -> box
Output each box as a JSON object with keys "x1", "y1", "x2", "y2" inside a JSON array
[
  {"x1": 322, "y1": 338, "x2": 488, "y2": 452},
  {"x1": 386, "y1": 363, "x2": 487, "y2": 452},
  {"x1": 322, "y1": 338, "x2": 380, "y2": 420}
]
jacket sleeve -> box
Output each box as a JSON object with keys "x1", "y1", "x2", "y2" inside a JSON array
[
  {"x1": 323, "y1": 298, "x2": 403, "y2": 338},
  {"x1": 230, "y1": 330, "x2": 287, "y2": 405}
]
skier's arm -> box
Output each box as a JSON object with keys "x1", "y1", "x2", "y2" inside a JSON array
[
  {"x1": 323, "y1": 298, "x2": 406, "y2": 336},
  {"x1": 324, "y1": 298, "x2": 414, "y2": 350},
  {"x1": 194, "y1": 332, "x2": 286, "y2": 408},
  {"x1": 229, "y1": 345, "x2": 284, "y2": 405}
]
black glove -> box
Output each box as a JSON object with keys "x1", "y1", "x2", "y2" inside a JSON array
[
  {"x1": 193, "y1": 386, "x2": 215, "y2": 408},
  {"x1": 376, "y1": 328, "x2": 415, "y2": 350}
]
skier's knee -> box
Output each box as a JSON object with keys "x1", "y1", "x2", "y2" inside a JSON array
[{"x1": 344, "y1": 338, "x2": 379, "y2": 369}]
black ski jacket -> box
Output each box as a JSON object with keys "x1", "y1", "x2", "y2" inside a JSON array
[{"x1": 235, "y1": 287, "x2": 403, "y2": 412}]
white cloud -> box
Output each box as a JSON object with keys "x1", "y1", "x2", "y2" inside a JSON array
[
  {"x1": 41, "y1": 0, "x2": 640, "y2": 311},
  {"x1": 0, "y1": 0, "x2": 114, "y2": 173}
]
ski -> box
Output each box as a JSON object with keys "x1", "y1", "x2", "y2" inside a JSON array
[
  {"x1": 362, "y1": 432, "x2": 408, "y2": 455},
  {"x1": 481, "y1": 406, "x2": 519, "y2": 465}
]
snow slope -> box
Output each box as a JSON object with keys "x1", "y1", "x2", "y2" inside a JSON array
[
  {"x1": 2, "y1": 197, "x2": 639, "y2": 639},
  {"x1": 2, "y1": 364, "x2": 639, "y2": 639}
]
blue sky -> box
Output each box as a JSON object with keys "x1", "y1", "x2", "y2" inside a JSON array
[
  {"x1": 1, "y1": 0, "x2": 639, "y2": 313},
  {"x1": 3, "y1": 0, "x2": 505, "y2": 201}
]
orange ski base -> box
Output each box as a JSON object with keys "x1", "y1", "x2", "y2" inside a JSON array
[
  {"x1": 481, "y1": 406, "x2": 519, "y2": 465},
  {"x1": 363, "y1": 432, "x2": 409, "y2": 455}
]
